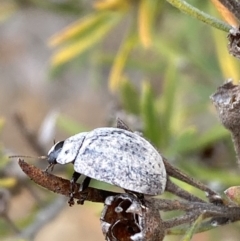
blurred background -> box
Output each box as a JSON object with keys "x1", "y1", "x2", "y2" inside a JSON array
[{"x1": 1, "y1": 0, "x2": 240, "y2": 240}]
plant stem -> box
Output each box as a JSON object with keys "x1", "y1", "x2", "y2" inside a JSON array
[
  {"x1": 166, "y1": 0, "x2": 231, "y2": 32},
  {"x1": 166, "y1": 219, "x2": 215, "y2": 235}
]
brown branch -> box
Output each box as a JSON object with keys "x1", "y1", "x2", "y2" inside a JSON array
[
  {"x1": 165, "y1": 177, "x2": 205, "y2": 203},
  {"x1": 163, "y1": 211, "x2": 200, "y2": 229},
  {"x1": 18, "y1": 159, "x2": 117, "y2": 204},
  {"x1": 18, "y1": 159, "x2": 240, "y2": 226},
  {"x1": 163, "y1": 157, "x2": 218, "y2": 197},
  {"x1": 211, "y1": 81, "x2": 240, "y2": 162}
]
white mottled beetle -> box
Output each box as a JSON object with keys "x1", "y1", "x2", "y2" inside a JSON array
[{"x1": 47, "y1": 119, "x2": 167, "y2": 202}]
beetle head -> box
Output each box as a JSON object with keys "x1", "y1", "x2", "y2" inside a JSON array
[{"x1": 47, "y1": 141, "x2": 64, "y2": 164}]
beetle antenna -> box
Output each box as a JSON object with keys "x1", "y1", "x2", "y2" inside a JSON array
[{"x1": 8, "y1": 155, "x2": 47, "y2": 160}]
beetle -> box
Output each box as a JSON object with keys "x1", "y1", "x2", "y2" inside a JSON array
[{"x1": 47, "y1": 119, "x2": 167, "y2": 204}]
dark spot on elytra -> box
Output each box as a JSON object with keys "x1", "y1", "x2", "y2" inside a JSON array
[
  {"x1": 141, "y1": 147, "x2": 147, "y2": 152},
  {"x1": 113, "y1": 130, "x2": 123, "y2": 135},
  {"x1": 65, "y1": 150, "x2": 69, "y2": 154}
]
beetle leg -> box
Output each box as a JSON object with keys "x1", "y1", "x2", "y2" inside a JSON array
[
  {"x1": 69, "y1": 171, "x2": 81, "y2": 206},
  {"x1": 69, "y1": 173, "x2": 91, "y2": 205},
  {"x1": 76, "y1": 177, "x2": 91, "y2": 205},
  {"x1": 80, "y1": 176, "x2": 91, "y2": 191}
]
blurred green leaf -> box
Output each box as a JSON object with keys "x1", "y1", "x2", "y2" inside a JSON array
[
  {"x1": 140, "y1": 81, "x2": 161, "y2": 146},
  {"x1": 212, "y1": 27, "x2": 240, "y2": 84},
  {"x1": 158, "y1": 61, "x2": 178, "y2": 148},
  {"x1": 138, "y1": 0, "x2": 159, "y2": 48},
  {"x1": 109, "y1": 32, "x2": 138, "y2": 92},
  {"x1": 29, "y1": 0, "x2": 84, "y2": 15},
  {"x1": 49, "y1": 12, "x2": 112, "y2": 47},
  {"x1": 50, "y1": 12, "x2": 123, "y2": 67},
  {"x1": 172, "y1": 124, "x2": 229, "y2": 154},
  {"x1": 0, "y1": 2, "x2": 18, "y2": 23},
  {"x1": 0, "y1": 177, "x2": 17, "y2": 188},
  {"x1": 120, "y1": 77, "x2": 140, "y2": 114},
  {"x1": 191, "y1": 124, "x2": 229, "y2": 150},
  {"x1": 93, "y1": 0, "x2": 130, "y2": 11},
  {"x1": 180, "y1": 160, "x2": 240, "y2": 187},
  {"x1": 181, "y1": 214, "x2": 204, "y2": 241},
  {"x1": 57, "y1": 115, "x2": 89, "y2": 135},
  {"x1": 170, "y1": 126, "x2": 198, "y2": 155}
]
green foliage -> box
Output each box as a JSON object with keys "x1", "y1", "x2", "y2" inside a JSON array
[
  {"x1": 182, "y1": 214, "x2": 204, "y2": 241},
  {"x1": 181, "y1": 214, "x2": 204, "y2": 241},
  {"x1": 171, "y1": 125, "x2": 229, "y2": 155},
  {"x1": 118, "y1": 75, "x2": 230, "y2": 158},
  {"x1": 29, "y1": 0, "x2": 84, "y2": 15},
  {"x1": 49, "y1": 11, "x2": 124, "y2": 69},
  {"x1": 47, "y1": 0, "x2": 233, "y2": 92},
  {"x1": 0, "y1": 1, "x2": 18, "y2": 23},
  {"x1": 119, "y1": 77, "x2": 140, "y2": 115},
  {"x1": 140, "y1": 81, "x2": 161, "y2": 147},
  {"x1": 57, "y1": 115, "x2": 89, "y2": 135}
]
